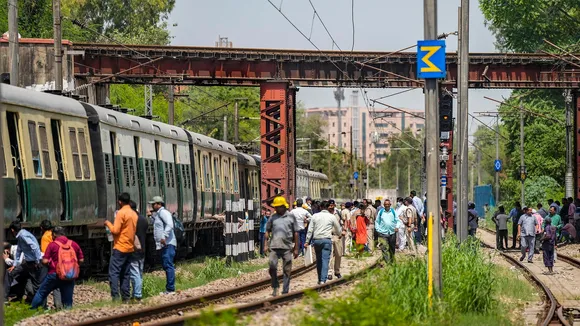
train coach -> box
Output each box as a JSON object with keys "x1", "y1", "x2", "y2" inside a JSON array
[{"x1": 0, "y1": 84, "x2": 329, "y2": 271}]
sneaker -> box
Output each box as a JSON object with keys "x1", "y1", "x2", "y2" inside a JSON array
[
  {"x1": 160, "y1": 291, "x2": 175, "y2": 295},
  {"x1": 528, "y1": 260, "x2": 533, "y2": 263},
  {"x1": 272, "y1": 288, "x2": 278, "y2": 297},
  {"x1": 327, "y1": 275, "x2": 333, "y2": 280},
  {"x1": 519, "y1": 255, "x2": 525, "y2": 262},
  {"x1": 335, "y1": 274, "x2": 342, "y2": 279}
]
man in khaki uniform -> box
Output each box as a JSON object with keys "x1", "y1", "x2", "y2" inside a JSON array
[
  {"x1": 327, "y1": 200, "x2": 345, "y2": 279},
  {"x1": 364, "y1": 199, "x2": 376, "y2": 252}
]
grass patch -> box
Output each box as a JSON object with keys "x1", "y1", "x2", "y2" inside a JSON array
[
  {"x1": 141, "y1": 256, "x2": 267, "y2": 298},
  {"x1": 5, "y1": 257, "x2": 267, "y2": 325},
  {"x1": 4, "y1": 301, "x2": 42, "y2": 326},
  {"x1": 290, "y1": 235, "x2": 534, "y2": 325}
]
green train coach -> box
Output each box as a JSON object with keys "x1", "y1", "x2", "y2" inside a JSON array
[{"x1": 0, "y1": 84, "x2": 329, "y2": 271}]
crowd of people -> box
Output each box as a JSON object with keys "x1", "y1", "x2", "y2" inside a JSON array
[
  {"x1": 3, "y1": 193, "x2": 178, "y2": 309},
  {"x1": 259, "y1": 191, "x2": 429, "y2": 296},
  {"x1": 492, "y1": 198, "x2": 580, "y2": 275}
]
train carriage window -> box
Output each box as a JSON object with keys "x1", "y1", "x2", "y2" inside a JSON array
[
  {"x1": 223, "y1": 159, "x2": 230, "y2": 193},
  {"x1": 123, "y1": 157, "x2": 130, "y2": 187},
  {"x1": 28, "y1": 121, "x2": 42, "y2": 177},
  {"x1": 169, "y1": 163, "x2": 175, "y2": 188},
  {"x1": 203, "y1": 155, "x2": 210, "y2": 190},
  {"x1": 38, "y1": 123, "x2": 51, "y2": 178},
  {"x1": 213, "y1": 157, "x2": 220, "y2": 191},
  {"x1": 165, "y1": 162, "x2": 170, "y2": 188},
  {"x1": 105, "y1": 154, "x2": 112, "y2": 184},
  {"x1": 129, "y1": 158, "x2": 136, "y2": 186},
  {"x1": 69, "y1": 128, "x2": 82, "y2": 179},
  {"x1": 151, "y1": 159, "x2": 157, "y2": 186},
  {"x1": 145, "y1": 160, "x2": 151, "y2": 187},
  {"x1": 232, "y1": 162, "x2": 239, "y2": 193},
  {"x1": 77, "y1": 129, "x2": 90, "y2": 179}
]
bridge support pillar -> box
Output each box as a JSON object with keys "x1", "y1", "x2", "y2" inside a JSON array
[
  {"x1": 259, "y1": 82, "x2": 296, "y2": 208},
  {"x1": 76, "y1": 79, "x2": 109, "y2": 105}
]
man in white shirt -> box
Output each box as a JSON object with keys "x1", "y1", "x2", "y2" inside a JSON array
[
  {"x1": 292, "y1": 199, "x2": 312, "y2": 256},
  {"x1": 395, "y1": 197, "x2": 407, "y2": 250},
  {"x1": 305, "y1": 201, "x2": 342, "y2": 284}
]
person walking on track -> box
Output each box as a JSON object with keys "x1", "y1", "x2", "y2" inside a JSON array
[
  {"x1": 306, "y1": 201, "x2": 342, "y2": 284},
  {"x1": 518, "y1": 207, "x2": 538, "y2": 263},
  {"x1": 375, "y1": 199, "x2": 400, "y2": 263},
  {"x1": 264, "y1": 196, "x2": 299, "y2": 297}
]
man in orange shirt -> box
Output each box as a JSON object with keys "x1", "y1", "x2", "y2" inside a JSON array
[{"x1": 104, "y1": 193, "x2": 137, "y2": 302}]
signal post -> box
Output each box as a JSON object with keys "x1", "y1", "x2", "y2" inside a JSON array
[{"x1": 420, "y1": 0, "x2": 443, "y2": 299}]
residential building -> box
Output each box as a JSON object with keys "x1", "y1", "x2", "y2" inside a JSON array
[{"x1": 304, "y1": 105, "x2": 424, "y2": 165}]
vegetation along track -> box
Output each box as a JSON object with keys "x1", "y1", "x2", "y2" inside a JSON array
[
  {"x1": 70, "y1": 262, "x2": 316, "y2": 326},
  {"x1": 479, "y1": 228, "x2": 575, "y2": 326},
  {"x1": 144, "y1": 259, "x2": 381, "y2": 326}
]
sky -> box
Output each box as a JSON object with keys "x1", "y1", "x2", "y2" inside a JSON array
[{"x1": 167, "y1": 0, "x2": 511, "y2": 135}]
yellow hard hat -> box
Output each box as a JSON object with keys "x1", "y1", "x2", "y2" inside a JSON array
[
  {"x1": 272, "y1": 196, "x2": 289, "y2": 208},
  {"x1": 293, "y1": 201, "x2": 297, "y2": 206}
]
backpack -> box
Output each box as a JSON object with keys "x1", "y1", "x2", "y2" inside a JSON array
[
  {"x1": 55, "y1": 240, "x2": 80, "y2": 281},
  {"x1": 171, "y1": 212, "x2": 185, "y2": 245}
]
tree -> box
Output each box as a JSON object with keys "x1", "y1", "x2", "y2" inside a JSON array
[
  {"x1": 477, "y1": 0, "x2": 573, "y2": 205},
  {"x1": 0, "y1": 0, "x2": 174, "y2": 44},
  {"x1": 479, "y1": 0, "x2": 580, "y2": 52}
]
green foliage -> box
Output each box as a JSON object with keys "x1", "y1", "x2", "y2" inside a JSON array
[
  {"x1": 378, "y1": 129, "x2": 423, "y2": 193},
  {"x1": 109, "y1": 85, "x2": 261, "y2": 144},
  {"x1": 479, "y1": 0, "x2": 580, "y2": 52},
  {"x1": 296, "y1": 236, "x2": 518, "y2": 326},
  {"x1": 477, "y1": 1, "x2": 575, "y2": 205},
  {"x1": 524, "y1": 176, "x2": 564, "y2": 207},
  {"x1": 3, "y1": 300, "x2": 42, "y2": 326},
  {"x1": 185, "y1": 309, "x2": 238, "y2": 326},
  {"x1": 0, "y1": 0, "x2": 174, "y2": 45}
]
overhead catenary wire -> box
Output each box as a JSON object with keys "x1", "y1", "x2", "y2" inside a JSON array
[{"x1": 351, "y1": 0, "x2": 355, "y2": 52}]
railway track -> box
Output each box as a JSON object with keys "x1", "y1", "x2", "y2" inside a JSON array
[
  {"x1": 479, "y1": 228, "x2": 579, "y2": 326},
  {"x1": 145, "y1": 259, "x2": 381, "y2": 326},
  {"x1": 71, "y1": 262, "x2": 317, "y2": 326}
]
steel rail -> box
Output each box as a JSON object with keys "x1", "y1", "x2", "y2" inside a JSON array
[
  {"x1": 145, "y1": 259, "x2": 381, "y2": 326},
  {"x1": 479, "y1": 228, "x2": 570, "y2": 326},
  {"x1": 71, "y1": 262, "x2": 316, "y2": 326}
]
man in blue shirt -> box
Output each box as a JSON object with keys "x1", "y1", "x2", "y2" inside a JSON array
[
  {"x1": 9, "y1": 220, "x2": 43, "y2": 303},
  {"x1": 375, "y1": 199, "x2": 400, "y2": 263},
  {"x1": 149, "y1": 196, "x2": 177, "y2": 294},
  {"x1": 259, "y1": 210, "x2": 270, "y2": 257}
]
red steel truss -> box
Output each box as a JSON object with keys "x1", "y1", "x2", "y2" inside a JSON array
[
  {"x1": 260, "y1": 82, "x2": 296, "y2": 207},
  {"x1": 72, "y1": 43, "x2": 580, "y2": 89}
]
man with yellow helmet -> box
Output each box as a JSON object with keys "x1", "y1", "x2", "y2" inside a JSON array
[{"x1": 264, "y1": 195, "x2": 299, "y2": 297}]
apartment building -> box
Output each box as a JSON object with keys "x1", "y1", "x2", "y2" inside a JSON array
[{"x1": 304, "y1": 105, "x2": 425, "y2": 165}]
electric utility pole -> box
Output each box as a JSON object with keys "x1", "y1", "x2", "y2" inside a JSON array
[
  {"x1": 53, "y1": 0, "x2": 63, "y2": 90},
  {"x1": 457, "y1": 0, "x2": 470, "y2": 243},
  {"x1": 424, "y1": 0, "x2": 442, "y2": 297},
  {"x1": 9, "y1": 0, "x2": 19, "y2": 86}
]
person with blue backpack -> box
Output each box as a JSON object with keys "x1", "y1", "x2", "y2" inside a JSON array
[{"x1": 375, "y1": 199, "x2": 401, "y2": 263}]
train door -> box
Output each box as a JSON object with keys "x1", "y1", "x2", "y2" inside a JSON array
[
  {"x1": 6, "y1": 112, "x2": 26, "y2": 220},
  {"x1": 173, "y1": 144, "x2": 183, "y2": 218},
  {"x1": 50, "y1": 119, "x2": 68, "y2": 220},
  {"x1": 109, "y1": 132, "x2": 121, "y2": 198},
  {"x1": 134, "y1": 137, "x2": 145, "y2": 212}
]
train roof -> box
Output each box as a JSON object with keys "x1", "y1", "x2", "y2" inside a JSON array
[
  {"x1": 296, "y1": 168, "x2": 329, "y2": 180},
  {"x1": 1, "y1": 84, "x2": 88, "y2": 118},
  {"x1": 185, "y1": 131, "x2": 237, "y2": 155},
  {"x1": 251, "y1": 154, "x2": 261, "y2": 165},
  {"x1": 82, "y1": 102, "x2": 189, "y2": 142},
  {"x1": 237, "y1": 152, "x2": 257, "y2": 167}
]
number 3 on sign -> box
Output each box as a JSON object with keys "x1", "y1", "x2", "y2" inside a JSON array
[{"x1": 417, "y1": 40, "x2": 446, "y2": 79}]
